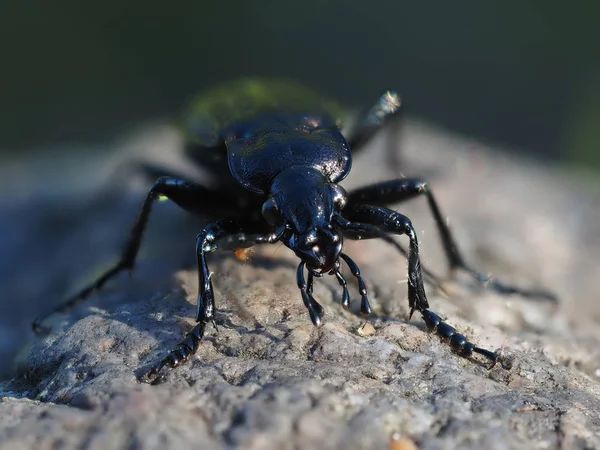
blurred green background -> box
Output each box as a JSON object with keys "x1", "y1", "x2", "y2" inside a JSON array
[{"x1": 0, "y1": 1, "x2": 599, "y2": 169}]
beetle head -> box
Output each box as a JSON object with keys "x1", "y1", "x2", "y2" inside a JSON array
[{"x1": 263, "y1": 167, "x2": 347, "y2": 274}]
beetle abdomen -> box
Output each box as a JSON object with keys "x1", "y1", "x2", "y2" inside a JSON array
[{"x1": 183, "y1": 78, "x2": 345, "y2": 148}]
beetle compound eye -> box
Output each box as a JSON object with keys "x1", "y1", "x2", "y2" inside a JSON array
[
  {"x1": 331, "y1": 185, "x2": 348, "y2": 210},
  {"x1": 261, "y1": 197, "x2": 284, "y2": 226}
]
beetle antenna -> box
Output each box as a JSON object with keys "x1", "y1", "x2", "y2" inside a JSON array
[{"x1": 333, "y1": 269, "x2": 350, "y2": 310}]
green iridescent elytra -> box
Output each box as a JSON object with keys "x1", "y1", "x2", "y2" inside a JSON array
[{"x1": 181, "y1": 78, "x2": 346, "y2": 147}]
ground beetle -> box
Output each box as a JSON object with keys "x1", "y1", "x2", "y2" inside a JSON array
[{"x1": 33, "y1": 78, "x2": 556, "y2": 383}]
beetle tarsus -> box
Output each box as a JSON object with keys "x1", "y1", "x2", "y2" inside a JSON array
[
  {"x1": 420, "y1": 309, "x2": 504, "y2": 368},
  {"x1": 139, "y1": 321, "x2": 207, "y2": 384}
]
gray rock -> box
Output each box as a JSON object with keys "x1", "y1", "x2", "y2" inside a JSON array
[{"x1": 1, "y1": 121, "x2": 599, "y2": 449}]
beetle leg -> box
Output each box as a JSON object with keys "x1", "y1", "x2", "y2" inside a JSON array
[
  {"x1": 421, "y1": 309, "x2": 510, "y2": 370},
  {"x1": 194, "y1": 221, "x2": 283, "y2": 323},
  {"x1": 335, "y1": 209, "x2": 505, "y2": 368},
  {"x1": 32, "y1": 177, "x2": 239, "y2": 334},
  {"x1": 138, "y1": 322, "x2": 207, "y2": 385},
  {"x1": 346, "y1": 90, "x2": 404, "y2": 171},
  {"x1": 139, "y1": 222, "x2": 284, "y2": 383},
  {"x1": 336, "y1": 208, "x2": 428, "y2": 317},
  {"x1": 346, "y1": 179, "x2": 557, "y2": 303}
]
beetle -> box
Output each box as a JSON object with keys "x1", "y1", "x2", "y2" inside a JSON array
[{"x1": 33, "y1": 78, "x2": 556, "y2": 383}]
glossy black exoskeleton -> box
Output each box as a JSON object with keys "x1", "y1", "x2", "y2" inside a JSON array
[{"x1": 33, "y1": 78, "x2": 554, "y2": 382}]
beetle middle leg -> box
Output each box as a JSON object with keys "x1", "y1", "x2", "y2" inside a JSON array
[
  {"x1": 32, "y1": 177, "x2": 252, "y2": 334},
  {"x1": 346, "y1": 178, "x2": 557, "y2": 302}
]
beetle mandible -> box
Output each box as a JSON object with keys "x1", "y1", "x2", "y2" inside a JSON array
[{"x1": 33, "y1": 78, "x2": 556, "y2": 382}]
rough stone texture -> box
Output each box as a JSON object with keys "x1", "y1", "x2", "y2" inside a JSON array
[{"x1": 1, "y1": 121, "x2": 599, "y2": 449}]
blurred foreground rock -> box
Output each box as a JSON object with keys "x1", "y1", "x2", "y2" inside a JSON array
[{"x1": 1, "y1": 121, "x2": 599, "y2": 449}]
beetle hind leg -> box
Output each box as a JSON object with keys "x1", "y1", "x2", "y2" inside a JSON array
[{"x1": 346, "y1": 90, "x2": 404, "y2": 173}]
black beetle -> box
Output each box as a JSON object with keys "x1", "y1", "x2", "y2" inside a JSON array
[{"x1": 33, "y1": 78, "x2": 555, "y2": 382}]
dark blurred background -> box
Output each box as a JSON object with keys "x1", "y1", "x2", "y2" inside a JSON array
[{"x1": 1, "y1": 1, "x2": 599, "y2": 169}]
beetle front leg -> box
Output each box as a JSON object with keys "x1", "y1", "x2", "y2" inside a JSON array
[
  {"x1": 139, "y1": 221, "x2": 283, "y2": 383},
  {"x1": 335, "y1": 207, "x2": 505, "y2": 368},
  {"x1": 337, "y1": 206, "x2": 428, "y2": 316},
  {"x1": 194, "y1": 221, "x2": 283, "y2": 323},
  {"x1": 347, "y1": 178, "x2": 557, "y2": 303},
  {"x1": 421, "y1": 309, "x2": 510, "y2": 369},
  {"x1": 138, "y1": 322, "x2": 208, "y2": 384}
]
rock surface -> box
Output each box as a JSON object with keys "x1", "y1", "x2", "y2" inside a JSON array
[{"x1": 1, "y1": 121, "x2": 599, "y2": 449}]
